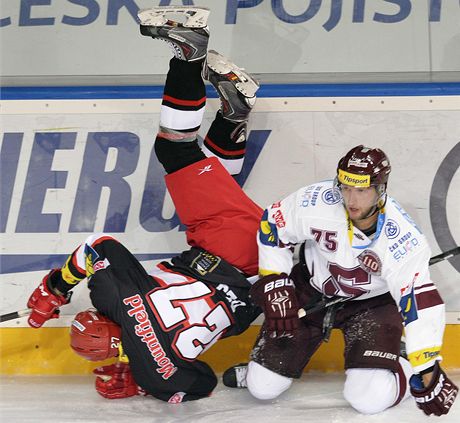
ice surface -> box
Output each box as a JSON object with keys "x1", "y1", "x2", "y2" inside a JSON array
[{"x1": 1, "y1": 371, "x2": 460, "y2": 423}]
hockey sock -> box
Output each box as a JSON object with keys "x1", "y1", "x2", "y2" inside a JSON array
[
  {"x1": 159, "y1": 58, "x2": 206, "y2": 141},
  {"x1": 155, "y1": 58, "x2": 207, "y2": 173},
  {"x1": 202, "y1": 111, "x2": 247, "y2": 175},
  {"x1": 155, "y1": 137, "x2": 205, "y2": 174}
]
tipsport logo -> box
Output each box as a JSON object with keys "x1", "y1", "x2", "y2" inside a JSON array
[{"x1": 0, "y1": 129, "x2": 271, "y2": 274}]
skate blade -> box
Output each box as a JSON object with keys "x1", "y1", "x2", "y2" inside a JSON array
[
  {"x1": 138, "y1": 7, "x2": 210, "y2": 28},
  {"x1": 206, "y1": 50, "x2": 260, "y2": 98}
]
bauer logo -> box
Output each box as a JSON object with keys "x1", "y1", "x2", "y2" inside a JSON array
[{"x1": 363, "y1": 350, "x2": 397, "y2": 361}]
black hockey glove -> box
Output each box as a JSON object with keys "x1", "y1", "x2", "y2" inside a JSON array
[
  {"x1": 250, "y1": 273, "x2": 299, "y2": 337},
  {"x1": 410, "y1": 361, "x2": 458, "y2": 416}
]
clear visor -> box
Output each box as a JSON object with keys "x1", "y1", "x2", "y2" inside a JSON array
[{"x1": 334, "y1": 177, "x2": 387, "y2": 210}]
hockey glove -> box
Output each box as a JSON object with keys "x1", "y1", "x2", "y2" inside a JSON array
[
  {"x1": 27, "y1": 269, "x2": 71, "y2": 328},
  {"x1": 410, "y1": 361, "x2": 458, "y2": 416},
  {"x1": 250, "y1": 273, "x2": 299, "y2": 337},
  {"x1": 94, "y1": 362, "x2": 147, "y2": 399}
]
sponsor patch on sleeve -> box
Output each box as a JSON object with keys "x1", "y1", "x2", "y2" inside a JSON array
[
  {"x1": 61, "y1": 255, "x2": 81, "y2": 285},
  {"x1": 408, "y1": 347, "x2": 441, "y2": 368},
  {"x1": 259, "y1": 209, "x2": 280, "y2": 247},
  {"x1": 399, "y1": 286, "x2": 418, "y2": 324},
  {"x1": 84, "y1": 243, "x2": 99, "y2": 276}
]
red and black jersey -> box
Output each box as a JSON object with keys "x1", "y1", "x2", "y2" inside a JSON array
[{"x1": 60, "y1": 234, "x2": 259, "y2": 403}]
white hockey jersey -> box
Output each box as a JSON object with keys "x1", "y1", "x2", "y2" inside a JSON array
[{"x1": 258, "y1": 180, "x2": 445, "y2": 373}]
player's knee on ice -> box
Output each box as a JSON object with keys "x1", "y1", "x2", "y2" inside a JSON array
[
  {"x1": 246, "y1": 361, "x2": 292, "y2": 400},
  {"x1": 344, "y1": 367, "x2": 404, "y2": 414}
]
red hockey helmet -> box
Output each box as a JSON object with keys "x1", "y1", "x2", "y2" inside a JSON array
[
  {"x1": 337, "y1": 145, "x2": 391, "y2": 188},
  {"x1": 70, "y1": 309, "x2": 121, "y2": 361}
]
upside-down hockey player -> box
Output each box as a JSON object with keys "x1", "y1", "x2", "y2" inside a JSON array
[{"x1": 25, "y1": 7, "x2": 262, "y2": 403}]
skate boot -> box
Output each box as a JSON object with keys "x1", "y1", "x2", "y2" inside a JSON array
[
  {"x1": 138, "y1": 7, "x2": 210, "y2": 62},
  {"x1": 203, "y1": 50, "x2": 260, "y2": 122},
  {"x1": 222, "y1": 363, "x2": 248, "y2": 388}
]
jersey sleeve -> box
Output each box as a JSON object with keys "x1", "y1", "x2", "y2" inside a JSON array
[
  {"x1": 385, "y1": 244, "x2": 446, "y2": 373},
  {"x1": 258, "y1": 189, "x2": 309, "y2": 276},
  {"x1": 53, "y1": 233, "x2": 117, "y2": 293}
]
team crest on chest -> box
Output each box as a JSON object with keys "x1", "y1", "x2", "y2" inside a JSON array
[{"x1": 357, "y1": 249, "x2": 382, "y2": 275}]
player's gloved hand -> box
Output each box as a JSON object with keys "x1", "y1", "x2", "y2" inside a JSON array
[
  {"x1": 250, "y1": 273, "x2": 299, "y2": 337},
  {"x1": 27, "y1": 269, "x2": 71, "y2": 328},
  {"x1": 93, "y1": 363, "x2": 121, "y2": 377},
  {"x1": 94, "y1": 362, "x2": 147, "y2": 399},
  {"x1": 410, "y1": 361, "x2": 458, "y2": 416}
]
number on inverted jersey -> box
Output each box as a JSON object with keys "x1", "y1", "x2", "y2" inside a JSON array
[{"x1": 147, "y1": 281, "x2": 233, "y2": 361}]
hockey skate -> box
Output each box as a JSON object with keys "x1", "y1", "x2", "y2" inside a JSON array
[
  {"x1": 222, "y1": 363, "x2": 248, "y2": 388},
  {"x1": 138, "y1": 7, "x2": 210, "y2": 62},
  {"x1": 203, "y1": 50, "x2": 260, "y2": 122}
]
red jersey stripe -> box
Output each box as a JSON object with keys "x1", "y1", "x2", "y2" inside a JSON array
[
  {"x1": 204, "y1": 136, "x2": 246, "y2": 156},
  {"x1": 163, "y1": 95, "x2": 206, "y2": 107}
]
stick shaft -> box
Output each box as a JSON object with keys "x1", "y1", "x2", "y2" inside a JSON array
[
  {"x1": 298, "y1": 245, "x2": 460, "y2": 318},
  {"x1": 429, "y1": 246, "x2": 460, "y2": 265},
  {"x1": 2, "y1": 249, "x2": 458, "y2": 323},
  {"x1": 0, "y1": 309, "x2": 31, "y2": 323}
]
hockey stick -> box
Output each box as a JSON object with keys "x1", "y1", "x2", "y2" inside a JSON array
[
  {"x1": 298, "y1": 245, "x2": 460, "y2": 318},
  {"x1": 428, "y1": 246, "x2": 460, "y2": 265},
  {"x1": 0, "y1": 308, "x2": 31, "y2": 323},
  {"x1": 2, "y1": 248, "x2": 459, "y2": 323}
]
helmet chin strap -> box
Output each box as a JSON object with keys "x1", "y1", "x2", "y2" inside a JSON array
[
  {"x1": 363, "y1": 187, "x2": 387, "y2": 218},
  {"x1": 362, "y1": 205, "x2": 378, "y2": 220},
  {"x1": 358, "y1": 189, "x2": 387, "y2": 232},
  {"x1": 347, "y1": 187, "x2": 386, "y2": 232}
]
